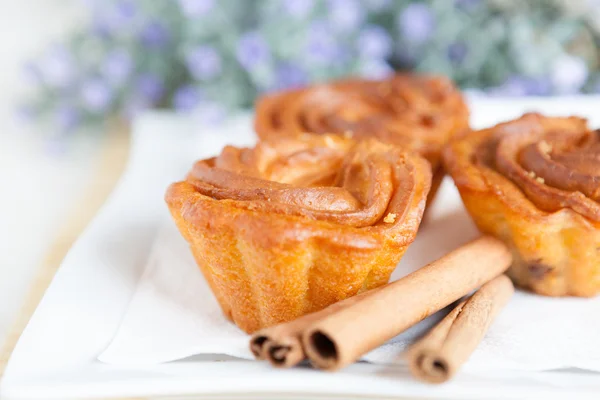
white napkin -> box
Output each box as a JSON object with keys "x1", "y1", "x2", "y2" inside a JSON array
[{"x1": 98, "y1": 177, "x2": 600, "y2": 372}]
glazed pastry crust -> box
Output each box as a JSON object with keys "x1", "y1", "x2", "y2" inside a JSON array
[
  {"x1": 254, "y1": 74, "x2": 469, "y2": 206},
  {"x1": 167, "y1": 135, "x2": 432, "y2": 332},
  {"x1": 444, "y1": 113, "x2": 600, "y2": 297}
]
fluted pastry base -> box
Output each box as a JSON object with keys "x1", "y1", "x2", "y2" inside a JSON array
[
  {"x1": 167, "y1": 183, "x2": 419, "y2": 333},
  {"x1": 444, "y1": 114, "x2": 600, "y2": 297},
  {"x1": 456, "y1": 187, "x2": 600, "y2": 297}
]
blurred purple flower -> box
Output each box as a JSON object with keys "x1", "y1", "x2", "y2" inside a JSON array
[
  {"x1": 237, "y1": 32, "x2": 270, "y2": 70},
  {"x1": 140, "y1": 22, "x2": 170, "y2": 48},
  {"x1": 136, "y1": 74, "x2": 165, "y2": 103},
  {"x1": 455, "y1": 0, "x2": 481, "y2": 10},
  {"x1": 80, "y1": 79, "x2": 113, "y2": 113},
  {"x1": 360, "y1": 59, "x2": 393, "y2": 79},
  {"x1": 102, "y1": 49, "x2": 133, "y2": 86},
  {"x1": 114, "y1": 1, "x2": 136, "y2": 20},
  {"x1": 282, "y1": 0, "x2": 314, "y2": 18},
  {"x1": 185, "y1": 46, "x2": 222, "y2": 80},
  {"x1": 397, "y1": 3, "x2": 435, "y2": 44},
  {"x1": 357, "y1": 25, "x2": 392, "y2": 59},
  {"x1": 91, "y1": 1, "x2": 137, "y2": 36},
  {"x1": 551, "y1": 55, "x2": 588, "y2": 94},
  {"x1": 328, "y1": 0, "x2": 364, "y2": 32},
  {"x1": 447, "y1": 42, "x2": 468, "y2": 64},
  {"x1": 364, "y1": 0, "x2": 390, "y2": 11},
  {"x1": 178, "y1": 0, "x2": 214, "y2": 17},
  {"x1": 274, "y1": 63, "x2": 308, "y2": 90},
  {"x1": 195, "y1": 101, "x2": 226, "y2": 126},
  {"x1": 39, "y1": 46, "x2": 75, "y2": 88},
  {"x1": 15, "y1": 105, "x2": 36, "y2": 123},
  {"x1": 305, "y1": 21, "x2": 340, "y2": 66},
  {"x1": 173, "y1": 85, "x2": 202, "y2": 112},
  {"x1": 22, "y1": 62, "x2": 42, "y2": 86},
  {"x1": 55, "y1": 105, "x2": 80, "y2": 131},
  {"x1": 488, "y1": 75, "x2": 551, "y2": 96}
]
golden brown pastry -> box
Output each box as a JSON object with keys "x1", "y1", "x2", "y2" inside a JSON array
[
  {"x1": 254, "y1": 74, "x2": 469, "y2": 205},
  {"x1": 166, "y1": 134, "x2": 432, "y2": 332},
  {"x1": 444, "y1": 113, "x2": 600, "y2": 297}
]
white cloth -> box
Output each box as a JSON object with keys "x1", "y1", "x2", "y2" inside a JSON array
[{"x1": 98, "y1": 177, "x2": 600, "y2": 372}]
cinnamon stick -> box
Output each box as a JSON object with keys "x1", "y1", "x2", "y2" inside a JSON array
[
  {"x1": 250, "y1": 288, "x2": 378, "y2": 367},
  {"x1": 407, "y1": 274, "x2": 514, "y2": 383},
  {"x1": 301, "y1": 236, "x2": 511, "y2": 371}
]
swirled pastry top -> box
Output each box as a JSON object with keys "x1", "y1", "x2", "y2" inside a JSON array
[
  {"x1": 446, "y1": 113, "x2": 600, "y2": 221},
  {"x1": 169, "y1": 134, "x2": 432, "y2": 245},
  {"x1": 254, "y1": 74, "x2": 469, "y2": 164}
]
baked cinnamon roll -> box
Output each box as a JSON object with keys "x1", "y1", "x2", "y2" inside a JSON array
[
  {"x1": 254, "y1": 74, "x2": 469, "y2": 205},
  {"x1": 166, "y1": 134, "x2": 432, "y2": 332},
  {"x1": 444, "y1": 113, "x2": 600, "y2": 297}
]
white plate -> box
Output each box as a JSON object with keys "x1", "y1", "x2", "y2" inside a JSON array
[{"x1": 2, "y1": 97, "x2": 600, "y2": 399}]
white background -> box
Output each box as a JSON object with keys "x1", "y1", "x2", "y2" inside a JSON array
[{"x1": 0, "y1": 1, "x2": 93, "y2": 343}]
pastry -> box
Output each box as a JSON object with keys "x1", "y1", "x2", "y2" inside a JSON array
[
  {"x1": 444, "y1": 113, "x2": 600, "y2": 297},
  {"x1": 254, "y1": 74, "x2": 469, "y2": 205},
  {"x1": 166, "y1": 134, "x2": 432, "y2": 332}
]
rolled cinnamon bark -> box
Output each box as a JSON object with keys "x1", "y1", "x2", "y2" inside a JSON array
[
  {"x1": 406, "y1": 274, "x2": 514, "y2": 383},
  {"x1": 301, "y1": 236, "x2": 511, "y2": 371},
  {"x1": 250, "y1": 288, "x2": 378, "y2": 367}
]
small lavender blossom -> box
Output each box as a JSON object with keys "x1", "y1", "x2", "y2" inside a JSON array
[
  {"x1": 447, "y1": 42, "x2": 468, "y2": 64},
  {"x1": 305, "y1": 21, "x2": 339, "y2": 66},
  {"x1": 273, "y1": 63, "x2": 308, "y2": 90},
  {"x1": 194, "y1": 101, "x2": 226, "y2": 126},
  {"x1": 55, "y1": 105, "x2": 80, "y2": 131},
  {"x1": 525, "y1": 77, "x2": 551, "y2": 96},
  {"x1": 39, "y1": 46, "x2": 75, "y2": 88},
  {"x1": 357, "y1": 25, "x2": 392, "y2": 59},
  {"x1": 102, "y1": 49, "x2": 133, "y2": 86},
  {"x1": 236, "y1": 32, "x2": 270, "y2": 71},
  {"x1": 178, "y1": 0, "x2": 214, "y2": 18},
  {"x1": 15, "y1": 105, "x2": 36, "y2": 123},
  {"x1": 80, "y1": 79, "x2": 113, "y2": 113},
  {"x1": 488, "y1": 75, "x2": 551, "y2": 96},
  {"x1": 397, "y1": 3, "x2": 436, "y2": 44},
  {"x1": 114, "y1": 1, "x2": 136, "y2": 21},
  {"x1": 140, "y1": 21, "x2": 170, "y2": 48},
  {"x1": 282, "y1": 0, "x2": 314, "y2": 18},
  {"x1": 551, "y1": 55, "x2": 588, "y2": 94},
  {"x1": 328, "y1": 0, "x2": 364, "y2": 32},
  {"x1": 91, "y1": 1, "x2": 136, "y2": 35},
  {"x1": 185, "y1": 46, "x2": 222, "y2": 80},
  {"x1": 22, "y1": 62, "x2": 42, "y2": 86},
  {"x1": 173, "y1": 85, "x2": 202, "y2": 112},
  {"x1": 487, "y1": 76, "x2": 528, "y2": 97},
  {"x1": 359, "y1": 58, "x2": 393, "y2": 79},
  {"x1": 136, "y1": 74, "x2": 165, "y2": 104}
]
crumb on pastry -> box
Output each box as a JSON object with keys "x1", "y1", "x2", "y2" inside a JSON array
[
  {"x1": 539, "y1": 140, "x2": 552, "y2": 154},
  {"x1": 535, "y1": 176, "x2": 545, "y2": 184},
  {"x1": 384, "y1": 213, "x2": 397, "y2": 223}
]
